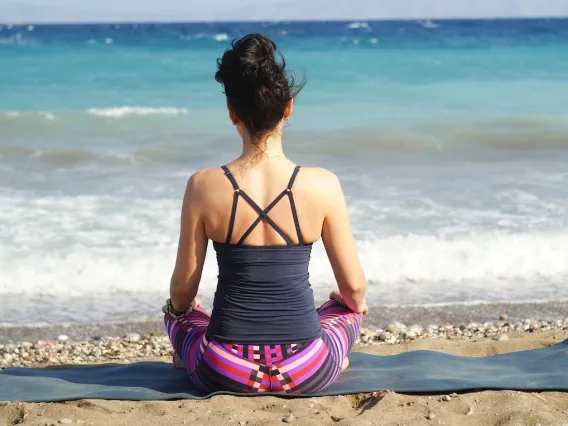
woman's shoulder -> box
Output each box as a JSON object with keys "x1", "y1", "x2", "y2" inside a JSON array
[
  {"x1": 297, "y1": 166, "x2": 343, "y2": 194},
  {"x1": 182, "y1": 167, "x2": 228, "y2": 202},
  {"x1": 186, "y1": 167, "x2": 226, "y2": 186}
]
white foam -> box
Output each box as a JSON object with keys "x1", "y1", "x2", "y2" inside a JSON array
[
  {"x1": 213, "y1": 33, "x2": 229, "y2": 42},
  {"x1": 0, "y1": 33, "x2": 25, "y2": 45},
  {"x1": 2, "y1": 111, "x2": 56, "y2": 120},
  {"x1": 1, "y1": 189, "x2": 568, "y2": 300},
  {"x1": 39, "y1": 112, "x2": 56, "y2": 120},
  {"x1": 87, "y1": 106, "x2": 189, "y2": 118},
  {"x1": 421, "y1": 20, "x2": 440, "y2": 29},
  {"x1": 358, "y1": 232, "x2": 568, "y2": 283},
  {"x1": 347, "y1": 21, "x2": 369, "y2": 29}
]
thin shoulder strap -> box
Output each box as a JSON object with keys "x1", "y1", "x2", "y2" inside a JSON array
[
  {"x1": 286, "y1": 166, "x2": 304, "y2": 244},
  {"x1": 287, "y1": 165, "x2": 301, "y2": 190},
  {"x1": 221, "y1": 165, "x2": 239, "y2": 190},
  {"x1": 221, "y1": 166, "x2": 239, "y2": 244}
]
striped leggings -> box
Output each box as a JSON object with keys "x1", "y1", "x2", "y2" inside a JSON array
[{"x1": 164, "y1": 300, "x2": 362, "y2": 394}]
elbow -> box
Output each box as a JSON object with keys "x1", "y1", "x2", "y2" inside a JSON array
[
  {"x1": 339, "y1": 278, "x2": 366, "y2": 303},
  {"x1": 348, "y1": 284, "x2": 366, "y2": 301},
  {"x1": 346, "y1": 270, "x2": 367, "y2": 295}
]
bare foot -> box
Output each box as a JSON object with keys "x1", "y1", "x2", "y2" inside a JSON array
[
  {"x1": 341, "y1": 357, "x2": 350, "y2": 372},
  {"x1": 172, "y1": 352, "x2": 185, "y2": 370}
]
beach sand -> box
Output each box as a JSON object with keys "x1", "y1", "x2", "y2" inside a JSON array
[{"x1": 2, "y1": 330, "x2": 568, "y2": 426}]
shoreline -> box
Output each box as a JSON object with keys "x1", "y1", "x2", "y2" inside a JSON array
[
  {"x1": 1, "y1": 316, "x2": 567, "y2": 369},
  {"x1": 2, "y1": 300, "x2": 568, "y2": 345}
]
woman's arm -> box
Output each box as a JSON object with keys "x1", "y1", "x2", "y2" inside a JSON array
[
  {"x1": 169, "y1": 172, "x2": 208, "y2": 312},
  {"x1": 320, "y1": 171, "x2": 367, "y2": 313}
]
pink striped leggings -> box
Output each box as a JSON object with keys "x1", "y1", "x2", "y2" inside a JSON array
[{"x1": 164, "y1": 300, "x2": 362, "y2": 394}]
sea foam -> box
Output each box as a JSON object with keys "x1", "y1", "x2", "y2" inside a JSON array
[{"x1": 86, "y1": 107, "x2": 189, "y2": 118}]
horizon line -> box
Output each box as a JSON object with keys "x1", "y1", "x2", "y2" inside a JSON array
[{"x1": 1, "y1": 15, "x2": 567, "y2": 26}]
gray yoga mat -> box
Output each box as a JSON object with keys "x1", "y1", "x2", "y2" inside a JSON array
[{"x1": 1, "y1": 339, "x2": 567, "y2": 402}]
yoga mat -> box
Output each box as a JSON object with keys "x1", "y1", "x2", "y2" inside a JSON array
[{"x1": 1, "y1": 339, "x2": 567, "y2": 402}]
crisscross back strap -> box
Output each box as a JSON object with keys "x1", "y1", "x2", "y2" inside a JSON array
[
  {"x1": 237, "y1": 191, "x2": 293, "y2": 245},
  {"x1": 220, "y1": 165, "x2": 304, "y2": 246}
]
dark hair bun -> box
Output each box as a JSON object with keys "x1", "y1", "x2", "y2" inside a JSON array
[{"x1": 215, "y1": 34, "x2": 304, "y2": 141}]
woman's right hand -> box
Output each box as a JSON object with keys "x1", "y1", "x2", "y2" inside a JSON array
[{"x1": 330, "y1": 290, "x2": 368, "y2": 315}]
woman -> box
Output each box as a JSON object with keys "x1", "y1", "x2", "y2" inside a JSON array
[{"x1": 163, "y1": 34, "x2": 368, "y2": 394}]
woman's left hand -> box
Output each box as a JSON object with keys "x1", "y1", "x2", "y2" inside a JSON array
[{"x1": 329, "y1": 290, "x2": 368, "y2": 315}]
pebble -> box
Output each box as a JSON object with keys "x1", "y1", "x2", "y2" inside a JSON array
[
  {"x1": 282, "y1": 414, "x2": 294, "y2": 423},
  {"x1": 1, "y1": 353, "x2": 13, "y2": 366},
  {"x1": 0, "y1": 318, "x2": 566, "y2": 369},
  {"x1": 356, "y1": 318, "x2": 568, "y2": 346},
  {"x1": 387, "y1": 322, "x2": 407, "y2": 333},
  {"x1": 239, "y1": 422, "x2": 246, "y2": 426},
  {"x1": 440, "y1": 395, "x2": 451, "y2": 402},
  {"x1": 59, "y1": 419, "x2": 73, "y2": 424},
  {"x1": 466, "y1": 407, "x2": 474, "y2": 416},
  {"x1": 125, "y1": 333, "x2": 141, "y2": 343},
  {"x1": 500, "y1": 314, "x2": 509, "y2": 322},
  {"x1": 427, "y1": 412, "x2": 436, "y2": 420}
]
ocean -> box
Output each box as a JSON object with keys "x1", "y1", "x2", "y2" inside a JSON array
[{"x1": 1, "y1": 19, "x2": 568, "y2": 326}]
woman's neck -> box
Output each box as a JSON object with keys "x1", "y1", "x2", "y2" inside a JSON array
[{"x1": 239, "y1": 132, "x2": 285, "y2": 165}]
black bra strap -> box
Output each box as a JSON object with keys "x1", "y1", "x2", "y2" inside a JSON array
[
  {"x1": 222, "y1": 166, "x2": 239, "y2": 244},
  {"x1": 286, "y1": 166, "x2": 304, "y2": 244},
  {"x1": 287, "y1": 165, "x2": 301, "y2": 190},
  {"x1": 288, "y1": 192, "x2": 304, "y2": 245},
  {"x1": 221, "y1": 165, "x2": 239, "y2": 190}
]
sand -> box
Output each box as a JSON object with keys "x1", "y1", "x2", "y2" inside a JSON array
[{"x1": 1, "y1": 330, "x2": 568, "y2": 426}]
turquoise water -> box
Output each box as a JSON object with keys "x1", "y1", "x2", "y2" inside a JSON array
[{"x1": 1, "y1": 19, "x2": 568, "y2": 324}]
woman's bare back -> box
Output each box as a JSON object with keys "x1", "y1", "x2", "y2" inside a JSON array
[{"x1": 195, "y1": 159, "x2": 338, "y2": 246}]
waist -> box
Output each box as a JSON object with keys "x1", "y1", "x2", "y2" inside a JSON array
[{"x1": 207, "y1": 278, "x2": 322, "y2": 345}]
